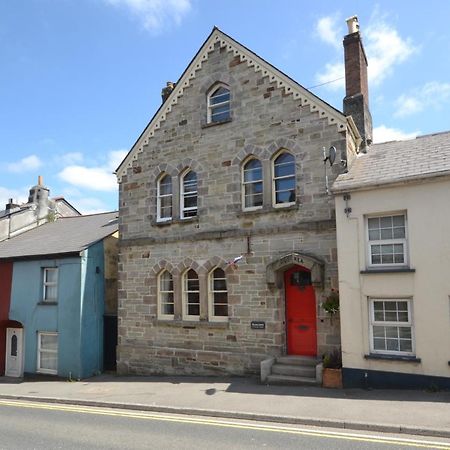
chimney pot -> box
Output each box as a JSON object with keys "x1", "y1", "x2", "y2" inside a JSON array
[
  {"x1": 38, "y1": 175, "x2": 43, "y2": 186},
  {"x1": 346, "y1": 15, "x2": 360, "y2": 34}
]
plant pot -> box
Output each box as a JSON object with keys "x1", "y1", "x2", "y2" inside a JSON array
[{"x1": 322, "y1": 368, "x2": 342, "y2": 388}]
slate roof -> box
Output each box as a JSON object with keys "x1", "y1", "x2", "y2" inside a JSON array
[
  {"x1": 333, "y1": 131, "x2": 450, "y2": 193},
  {"x1": 0, "y1": 211, "x2": 118, "y2": 259}
]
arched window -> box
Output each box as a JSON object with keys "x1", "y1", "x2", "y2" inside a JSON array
[
  {"x1": 272, "y1": 151, "x2": 296, "y2": 206},
  {"x1": 207, "y1": 84, "x2": 230, "y2": 123},
  {"x1": 208, "y1": 268, "x2": 228, "y2": 321},
  {"x1": 242, "y1": 158, "x2": 263, "y2": 210},
  {"x1": 157, "y1": 174, "x2": 172, "y2": 221},
  {"x1": 158, "y1": 270, "x2": 174, "y2": 319},
  {"x1": 182, "y1": 269, "x2": 200, "y2": 320},
  {"x1": 180, "y1": 170, "x2": 197, "y2": 218}
]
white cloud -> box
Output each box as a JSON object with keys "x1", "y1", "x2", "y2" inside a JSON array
[
  {"x1": 316, "y1": 15, "x2": 341, "y2": 49},
  {"x1": 0, "y1": 187, "x2": 28, "y2": 209},
  {"x1": 104, "y1": 0, "x2": 192, "y2": 32},
  {"x1": 394, "y1": 81, "x2": 450, "y2": 118},
  {"x1": 6, "y1": 155, "x2": 43, "y2": 173},
  {"x1": 58, "y1": 150, "x2": 127, "y2": 192},
  {"x1": 366, "y1": 22, "x2": 416, "y2": 86},
  {"x1": 373, "y1": 125, "x2": 419, "y2": 143},
  {"x1": 315, "y1": 16, "x2": 417, "y2": 90},
  {"x1": 57, "y1": 152, "x2": 84, "y2": 165}
]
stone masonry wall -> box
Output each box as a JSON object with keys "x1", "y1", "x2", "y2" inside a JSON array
[{"x1": 117, "y1": 41, "x2": 345, "y2": 376}]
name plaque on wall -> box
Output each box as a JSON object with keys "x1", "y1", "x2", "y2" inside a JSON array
[{"x1": 250, "y1": 321, "x2": 266, "y2": 330}]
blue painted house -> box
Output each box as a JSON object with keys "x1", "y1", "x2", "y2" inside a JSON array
[{"x1": 0, "y1": 212, "x2": 118, "y2": 379}]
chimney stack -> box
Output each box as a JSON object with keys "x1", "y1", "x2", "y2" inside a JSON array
[
  {"x1": 161, "y1": 81, "x2": 176, "y2": 103},
  {"x1": 343, "y1": 16, "x2": 372, "y2": 151}
]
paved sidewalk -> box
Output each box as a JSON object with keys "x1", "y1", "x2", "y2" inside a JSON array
[{"x1": 1, "y1": 374, "x2": 449, "y2": 438}]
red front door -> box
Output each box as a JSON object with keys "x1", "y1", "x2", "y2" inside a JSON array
[{"x1": 285, "y1": 266, "x2": 317, "y2": 356}]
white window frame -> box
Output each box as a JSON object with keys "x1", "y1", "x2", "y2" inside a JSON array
[
  {"x1": 207, "y1": 83, "x2": 231, "y2": 124},
  {"x1": 369, "y1": 298, "x2": 415, "y2": 356},
  {"x1": 272, "y1": 150, "x2": 296, "y2": 208},
  {"x1": 242, "y1": 157, "x2": 263, "y2": 211},
  {"x1": 43, "y1": 268, "x2": 58, "y2": 303},
  {"x1": 366, "y1": 213, "x2": 408, "y2": 268},
  {"x1": 157, "y1": 270, "x2": 174, "y2": 320},
  {"x1": 156, "y1": 173, "x2": 172, "y2": 222},
  {"x1": 180, "y1": 169, "x2": 198, "y2": 219},
  {"x1": 37, "y1": 331, "x2": 58, "y2": 375},
  {"x1": 182, "y1": 269, "x2": 200, "y2": 321},
  {"x1": 208, "y1": 267, "x2": 228, "y2": 322}
]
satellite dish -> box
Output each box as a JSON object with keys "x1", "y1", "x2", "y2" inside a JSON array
[{"x1": 328, "y1": 146, "x2": 337, "y2": 166}]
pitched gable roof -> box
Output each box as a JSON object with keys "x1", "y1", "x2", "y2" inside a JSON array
[
  {"x1": 333, "y1": 131, "x2": 450, "y2": 193},
  {"x1": 115, "y1": 27, "x2": 347, "y2": 182},
  {"x1": 0, "y1": 211, "x2": 118, "y2": 259}
]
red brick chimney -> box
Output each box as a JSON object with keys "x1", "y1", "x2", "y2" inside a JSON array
[{"x1": 343, "y1": 16, "x2": 372, "y2": 150}]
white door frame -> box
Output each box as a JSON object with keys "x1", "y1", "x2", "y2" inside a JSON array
[{"x1": 5, "y1": 328, "x2": 24, "y2": 377}]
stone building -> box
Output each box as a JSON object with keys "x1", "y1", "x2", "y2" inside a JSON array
[{"x1": 116, "y1": 18, "x2": 367, "y2": 380}]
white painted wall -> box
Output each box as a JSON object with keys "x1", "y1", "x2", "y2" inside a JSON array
[{"x1": 335, "y1": 177, "x2": 450, "y2": 378}]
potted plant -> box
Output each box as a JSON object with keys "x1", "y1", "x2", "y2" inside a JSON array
[
  {"x1": 322, "y1": 347, "x2": 343, "y2": 388},
  {"x1": 322, "y1": 289, "x2": 339, "y2": 315}
]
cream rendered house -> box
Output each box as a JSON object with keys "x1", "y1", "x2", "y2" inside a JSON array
[{"x1": 333, "y1": 131, "x2": 450, "y2": 388}]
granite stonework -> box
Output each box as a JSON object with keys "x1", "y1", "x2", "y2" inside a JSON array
[{"x1": 117, "y1": 40, "x2": 349, "y2": 376}]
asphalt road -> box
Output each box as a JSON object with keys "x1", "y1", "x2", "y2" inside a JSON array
[{"x1": 0, "y1": 400, "x2": 449, "y2": 450}]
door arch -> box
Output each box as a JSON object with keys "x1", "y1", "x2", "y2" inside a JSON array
[{"x1": 284, "y1": 265, "x2": 317, "y2": 356}]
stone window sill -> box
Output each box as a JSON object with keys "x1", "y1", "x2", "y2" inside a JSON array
[
  {"x1": 360, "y1": 268, "x2": 415, "y2": 274},
  {"x1": 37, "y1": 301, "x2": 58, "y2": 306},
  {"x1": 364, "y1": 353, "x2": 421, "y2": 363},
  {"x1": 201, "y1": 118, "x2": 232, "y2": 129},
  {"x1": 155, "y1": 319, "x2": 229, "y2": 329},
  {"x1": 153, "y1": 217, "x2": 198, "y2": 227},
  {"x1": 237, "y1": 203, "x2": 300, "y2": 217}
]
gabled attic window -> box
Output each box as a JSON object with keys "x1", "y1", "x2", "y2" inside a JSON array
[{"x1": 207, "y1": 84, "x2": 230, "y2": 123}]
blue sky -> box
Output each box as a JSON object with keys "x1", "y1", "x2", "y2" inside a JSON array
[{"x1": 1, "y1": 1, "x2": 449, "y2": 213}]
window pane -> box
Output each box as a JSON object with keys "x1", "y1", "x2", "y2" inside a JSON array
[
  {"x1": 213, "y1": 292, "x2": 228, "y2": 304},
  {"x1": 368, "y1": 217, "x2": 379, "y2": 230},
  {"x1": 393, "y1": 227, "x2": 405, "y2": 238},
  {"x1": 368, "y1": 229, "x2": 380, "y2": 240},
  {"x1": 380, "y1": 216, "x2": 393, "y2": 228},
  {"x1": 163, "y1": 303, "x2": 174, "y2": 315},
  {"x1": 159, "y1": 176, "x2": 172, "y2": 195},
  {"x1": 399, "y1": 339, "x2": 412, "y2": 352},
  {"x1": 276, "y1": 190, "x2": 295, "y2": 204},
  {"x1": 374, "y1": 311, "x2": 384, "y2": 321},
  {"x1": 380, "y1": 228, "x2": 394, "y2": 239},
  {"x1": 373, "y1": 338, "x2": 385, "y2": 350},
  {"x1": 386, "y1": 339, "x2": 400, "y2": 351},
  {"x1": 45, "y1": 269, "x2": 57, "y2": 283},
  {"x1": 210, "y1": 87, "x2": 230, "y2": 104},
  {"x1": 213, "y1": 279, "x2": 227, "y2": 291},
  {"x1": 41, "y1": 334, "x2": 57, "y2": 351},
  {"x1": 161, "y1": 292, "x2": 174, "y2": 304},
  {"x1": 274, "y1": 161, "x2": 295, "y2": 178},
  {"x1": 373, "y1": 326, "x2": 385, "y2": 338},
  {"x1": 45, "y1": 285, "x2": 57, "y2": 301},
  {"x1": 399, "y1": 327, "x2": 412, "y2": 339},
  {"x1": 40, "y1": 353, "x2": 57, "y2": 371},
  {"x1": 160, "y1": 272, "x2": 173, "y2": 291},
  {"x1": 211, "y1": 111, "x2": 230, "y2": 122},
  {"x1": 188, "y1": 304, "x2": 200, "y2": 316},
  {"x1": 245, "y1": 194, "x2": 263, "y2": 208},
  {"x1": 385, "y1": 326, "x2": 399, "y2": 338},
  {"x1": 184, "y1": 196, "x2": 197, "y2": 209},
  {"x1": 392, "y1": 215, "x2": 405, "y2": 226},
  {"x1": 214, "y1": 305, "x2": 228, "y2": 316}
]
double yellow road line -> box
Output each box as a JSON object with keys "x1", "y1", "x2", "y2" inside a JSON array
[{"x1": 0, "y1": 399, "x2": 448, "y2": 449}]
